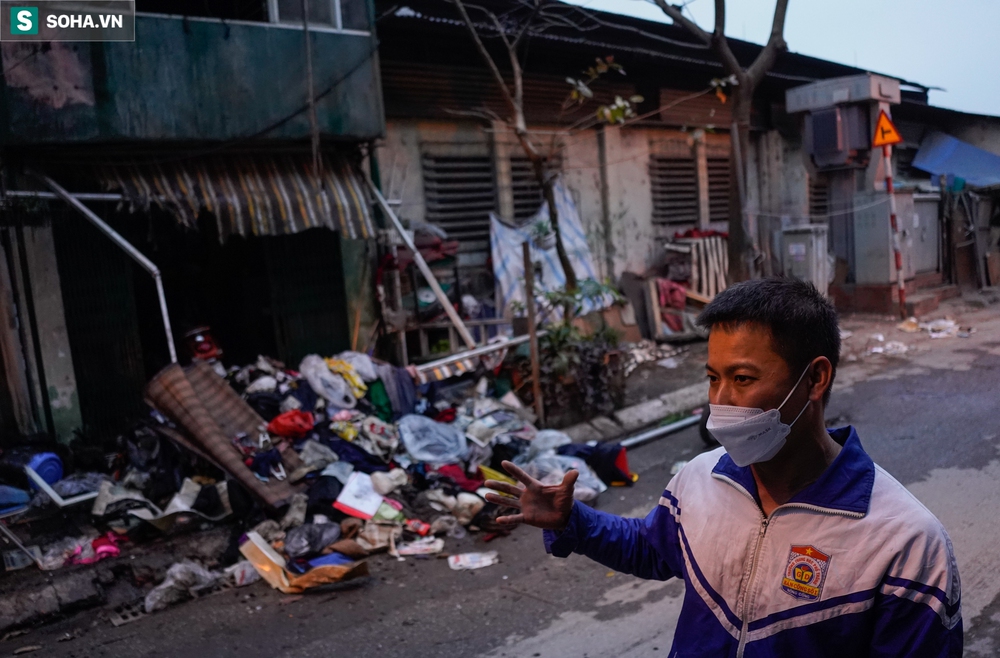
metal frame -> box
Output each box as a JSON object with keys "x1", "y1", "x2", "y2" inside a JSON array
[
  {"x1": 24, "y1": 466, "x2": 99, "y2": 508},
  {"x1": 36, "y1": 175, "x2": 178, "y2": 363},
  {"x1": 0, "y1": 506, "x2": 42, "y2": 569}
]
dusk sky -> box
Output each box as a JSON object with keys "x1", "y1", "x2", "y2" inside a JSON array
[{"x1": 564, "y1": 0, "x2": 999, "y2": 117}]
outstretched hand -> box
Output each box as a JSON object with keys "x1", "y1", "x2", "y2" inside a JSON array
[{"x1": 483, "y1": 460, "x2": 578, "y2": 530}]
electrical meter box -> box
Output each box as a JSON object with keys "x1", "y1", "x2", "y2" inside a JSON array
[{"x1": 782, "y1": 225, "x2": 830, "y2": 295}]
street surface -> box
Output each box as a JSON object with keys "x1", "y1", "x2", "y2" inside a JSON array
[{"x1": 6, "y1": 302, "x2": 1000, "y2": 657}]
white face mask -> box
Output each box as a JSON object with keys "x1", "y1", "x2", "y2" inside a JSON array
[{"x1": 706, "y1": 364, "x2": 812, "y2": 467}]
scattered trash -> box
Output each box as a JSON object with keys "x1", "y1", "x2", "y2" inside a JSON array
[
  {"x1": 12, "y1": 645, "x2": 42, "y2": 655},
  {"x1": 224, "y1": 561, "x2": 262, "y2": 587},
  {"x1": 871, "y1": 333, "x2": 885, "y2": 342},
  {"x1": 896, "y1": 318, "x2": 920, "y2": 333},
  {"x1": 3, "y1": 546, "x2": 40, "y2": 571},
  {"x1": 623, "y1": 341, "x2": 687, "y2": 377},
  {"x1": 144, "y1": 561, "x2": 220, "y2": 613},
  {"x1": 392, "y1": 536, "x2": 445, "y2": 557},
  {"x1": 870, "y1": 341, "x2": 909, "y2": 356},
  {"x1": 448, "y1": 551, "x2": 499, "y2": 570},
  {"x1": 656, "y1": 357, "x2": 680, "y2": 369},
  {"x1": 839, "y1": 329, "x2": 854, "y2": 340},
  {"x1": 0, "y1": 630, "x2": 29, "y2": 642},
  {"x1": 922, "y1": 318, "x2": 958, "y2": 339}
]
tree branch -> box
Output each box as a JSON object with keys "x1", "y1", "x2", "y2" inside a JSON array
[
  {"x1": 511, "y1": 0, "x2": 541, "y2": 49},
  {"x1": 650, "y1": 0, "x2": 710, "y2": 45},
  {"x1": 709, "y1": 0, "x2": 744, "y2": 80},
  {"x1": 451, "y1": 0, "x2": 518, "y2": 116},
  {"x1": 746, "y1": 0, "x2": 789, "y2": 86}
]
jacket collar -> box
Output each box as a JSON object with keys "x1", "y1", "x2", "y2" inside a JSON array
[{"x1": 711, "y1": 426, "x2": 875, "y2": 516}]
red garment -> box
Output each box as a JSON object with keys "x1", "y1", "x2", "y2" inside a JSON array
[
  {"x1": 267, "y1": 410, "x2": 315, "y2": 439},
  {"x1": 434, "y1": 464, "x2": 483, "y2": 492},
  {"x1": 656, "y1": 278, "x2": 687, "y2": 332},
  {"x1": 433, "y1": 408, "x2": 457, "y2": 423},
  {"x1": 673, "y1": 228, "x2": 728, "y2": 239}
]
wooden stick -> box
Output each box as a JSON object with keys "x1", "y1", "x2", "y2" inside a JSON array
[{"x1": 522, "y1": 242, "x2": 545, "y2": 427}]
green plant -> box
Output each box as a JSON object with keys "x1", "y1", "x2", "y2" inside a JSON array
[{"x1": 535, "y1": 278, "x2": 625, "y2": 322}]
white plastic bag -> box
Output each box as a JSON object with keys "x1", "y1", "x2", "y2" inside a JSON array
[
  {"x1": 521, "y1": 454, "x2": 607, "y2": 503},
  {"x1": 336, "y1": 351, "x2": 378, "y2": 382},
  {"x1": 144, "y1": 561, "x2": 220, "y2": 613},
  {"x1": 299, "y1": 355, "x2": 356, "y2": 409},
  {"x1": 398, "y1": 415, "x2": 468, "y2": 464}
]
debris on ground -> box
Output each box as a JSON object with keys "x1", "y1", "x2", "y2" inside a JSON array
[
  {"x1": 0, "y1": 343, "x2": 643, "y2": 633},
  {"x1": 448, "y1": 551, "x2": 499, "y2": 570},
  {"x1": 870, "y1": 341, "x2": 909, "y2": 356},
  {"x1": 623, "y1": 341, "x2": 688, "y2": 377}
]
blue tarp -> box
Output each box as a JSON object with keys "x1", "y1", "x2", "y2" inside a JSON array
[{"x1": 912, "y1": 131, "x2": 1000, "y2": 188}]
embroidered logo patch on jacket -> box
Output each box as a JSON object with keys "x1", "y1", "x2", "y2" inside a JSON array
[{"x1": 781, "y1": 545, "x2": 830, "y2": 601}]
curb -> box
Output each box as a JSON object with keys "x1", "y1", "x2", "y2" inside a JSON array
[{"x1": 564, "y1": 382, "x2": 709, "y2": 444}]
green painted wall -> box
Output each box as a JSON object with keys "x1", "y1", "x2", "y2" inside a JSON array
[
  {"x1": 340, "y1": 238, "x2": 378, "y2": 352},
  {"x1": 0, "y1": 14, "x2": 384, "y2": 144}
]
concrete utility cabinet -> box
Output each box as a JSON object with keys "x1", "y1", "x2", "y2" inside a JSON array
[
  {"x1": 785, "y1": 74, "x2": 904, "y2": 289},
  {"x1": 782, "y1": 225, "x2": 830, "y2": 295}
]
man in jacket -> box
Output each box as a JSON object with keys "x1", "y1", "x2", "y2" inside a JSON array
[{"x1": 484, "y1": 278, "x2": 962, "y2": 657}]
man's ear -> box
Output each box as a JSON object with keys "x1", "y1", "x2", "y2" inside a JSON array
[{"x1": 808, "y1": 357, "x2": 834, "y2": 402}]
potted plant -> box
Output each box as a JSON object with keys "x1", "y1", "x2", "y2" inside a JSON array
[
  {"x1": 531, "y1": 219, "x2": 557, "y2": 251},
  {"x1": 509, "y1": 299, "x2": 529, "y2": 336}
]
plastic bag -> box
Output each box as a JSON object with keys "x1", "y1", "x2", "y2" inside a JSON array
[
  {"x1": 398, "y1": 415, "x2": 467, "y2": 464},
  {"x1": 335, "y1": 351, "x2": 378, "y2": 383},
  {"x1": 224, "y1": 560, "x2": 262, "y2": 587},
  {"x1": 298, "y1": 440, "x2": 338, "y2": 468},
  {"x1": 144, "y1": 561, "x2": 220, "y2": 613},
  {"x1": 521, "y1": 454, "x2": 607, "y2": 503},
  {"x1": 38, "y1": 535, "x2": 94, "y2": 571},
  {"x1": 522, "y1": 430, "x2": 572, "y2": 463},
  {"x1": 299, "y1": 355, "x2": 356, "y2": 409},
  {"x1": 284, "y1": 523, "x2": 343, "y2": 559},
  {"x1": 267, "y1": 410, "x2": 315, "y2": 439}
]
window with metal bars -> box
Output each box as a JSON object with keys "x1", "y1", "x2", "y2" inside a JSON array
[
  {"x1": 650, "y1": 155, "x2": 698, "y2": 225},
  {"x1": 707, "y1": 156, "x2": 731, "y2": 223},
  {"x1": 421, "y1": 154, "x2": 498, "y2": 249},
  {"x1": 809, "y1": 176, "x2": 830, "y2": 218},
  {"x1": 510, "y1": 155, "x2": 562, "y2": 223}
]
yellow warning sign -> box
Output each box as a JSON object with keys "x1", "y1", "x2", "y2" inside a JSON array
[{"x1": 873, "y1": 110, "x2": 903, "y2": 147}]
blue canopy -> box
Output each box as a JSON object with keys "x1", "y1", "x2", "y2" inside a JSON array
[{"x1": 912, "y1": 131, "x2": 1000, "y2": 188}]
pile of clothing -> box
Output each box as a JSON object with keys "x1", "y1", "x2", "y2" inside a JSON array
[{"x1": 224, "y1": 355, "x2": 639, "y2": 589}]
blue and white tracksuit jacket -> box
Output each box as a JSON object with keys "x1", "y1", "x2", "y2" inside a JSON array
[{"x1": 544, "y1": 427, "x2": 962, "y2": 657}]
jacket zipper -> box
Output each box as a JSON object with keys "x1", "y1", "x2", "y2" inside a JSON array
[
  {"x1": 711, "y1": 473, "x2": 867, "y2": 657},
  {"x1": 736, "y1": 515, "x2": 768, "y2": 658}
]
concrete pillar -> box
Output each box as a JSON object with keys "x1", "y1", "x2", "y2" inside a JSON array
[{"x1": 21, "y1": 224, "x2": 82, "y2": 443}]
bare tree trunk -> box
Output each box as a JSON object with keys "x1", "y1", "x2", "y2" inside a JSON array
[
  {"x1": 652, "y1": 0, "x2": 789, "y2": 284},
  {"x1": 533, "y1": 158, "x2": 578, "y2": 291}
]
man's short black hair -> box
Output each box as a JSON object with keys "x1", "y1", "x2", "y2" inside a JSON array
[{"x1": 696, "y1": 277, "x2": 840, "y2": 404}]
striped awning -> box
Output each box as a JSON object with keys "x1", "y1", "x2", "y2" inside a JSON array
[{"x1": 102, "y1": 152, "x2": 376, "y2": 241}]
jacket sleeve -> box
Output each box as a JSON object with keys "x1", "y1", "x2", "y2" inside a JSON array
[
  {"x1": 869, "y1": 527, "x2": 963, "y2": 657},
  {"x1": 542, "y1": 492, "x2": 684, "y2": 581}
]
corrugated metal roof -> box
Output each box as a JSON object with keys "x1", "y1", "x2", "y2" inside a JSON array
[{"x1": 101, "y1": 152, "x2": 375, "y2": 241}]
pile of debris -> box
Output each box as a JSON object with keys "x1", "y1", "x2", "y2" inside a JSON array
[{"x1": 0, "y1": 349, "x2": 636, "y2": 620}]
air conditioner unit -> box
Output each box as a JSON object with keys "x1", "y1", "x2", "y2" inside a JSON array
[
  {"x1": 782, "y1": 225, "x2": 830, "y2": 295},
  {"x1": 804, "y1": 105, "x2": 871, "y2": 169}
]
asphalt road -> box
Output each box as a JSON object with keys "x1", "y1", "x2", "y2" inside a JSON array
[{"x1": 8, "y1": 305, "x2": 1000, "y2": 658}]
